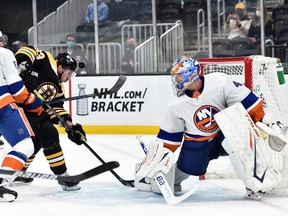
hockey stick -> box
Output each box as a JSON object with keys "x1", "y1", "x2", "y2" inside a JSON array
[
  {"x1": 43, "y1": 75, "x2": 127, "y2": 105},
  {"x1": 34, "y1": 90, "x2": 134, "y2": 187},
  {"x1": 81, "y1": 141, "x2": 134, "y2": 187},
  {"x1": 136, "y1": 135, "x2": 201, "y2": 205},
  {"x1": 0, "y1": 161, "x2": 119, "y2": 182}
]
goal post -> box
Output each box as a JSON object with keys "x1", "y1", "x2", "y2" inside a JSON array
[
  {"x1": 199, "y1": 57, "x2": 253, "y2": 89},
  {"x1": 198, "y1": 55, "x2": 288, "y2": 195}
]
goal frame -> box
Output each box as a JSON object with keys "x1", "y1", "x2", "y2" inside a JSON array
[{"x1": 198, "y1": 57, "x2": 253, "y2": 90}]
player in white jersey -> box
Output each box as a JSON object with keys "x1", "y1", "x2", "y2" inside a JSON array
[
  {"x1": 134, "y1": 56, "x2": 281, "y2": 200},
  {"x1": 0, "y1": 31, "x2": 6, "y2": 149},
  {"x1": 0, "y1": 47, "x2": 42, "y2": 202},
  {"x1": 0, "y1": 31, "x2": 6, "y2": 48}
]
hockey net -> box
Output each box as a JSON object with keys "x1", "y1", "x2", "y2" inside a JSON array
[{"x1": 198, "y1": 55, "x2": 288, "y2": 195}]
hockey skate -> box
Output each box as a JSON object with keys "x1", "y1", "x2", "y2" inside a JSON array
[
  {"x1": 245, "y1": 188, "x2": 265, "y2": 200},
  {"x1": 57, "y1": 172, "x2": 81, "y2": 191},
  {"x1": 0, "y1": 178, "x2": 18, "y2": 202},
  {"x1": 12, "y1": 176, "x2": 34, "y2": 186},
  {"x1": 174, "y1": 183, "x2": 182, "y2": 193}
]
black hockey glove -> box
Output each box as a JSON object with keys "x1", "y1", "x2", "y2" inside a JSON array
[
  {"x1": 66, "y1": 123, "x2": 87, "y2": 145},
  {"x1": 19, "y1": 61, "x2": 38, "y2": 92}
]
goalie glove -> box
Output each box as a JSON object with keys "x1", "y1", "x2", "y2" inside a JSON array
[
  {"x1": 66, "y1": 123, "x2": 87, "y2": 145},
  {"x1": 135, "y1": 140, "x2": 175, "y2": 179},
  {"x1": 256, "y1": 114, "x2": 288, "y2": 152}
]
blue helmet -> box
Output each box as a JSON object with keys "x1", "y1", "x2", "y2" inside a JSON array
[{"x1": 170, "y1": 56, "x2": 200, "y2": 96}]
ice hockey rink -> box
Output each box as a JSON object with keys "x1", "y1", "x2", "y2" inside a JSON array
[{"x1": 0, "y1": 134, "x2": 288, "y2": 216}]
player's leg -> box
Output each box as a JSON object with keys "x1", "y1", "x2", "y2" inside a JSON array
[
  {"x1": 11, "y1": 113, "x2": 44, "y2": 185},
  {"x1": 39, "y1": 120, "x2": 80, "y2": 191},
  {"x1": 169, "y1": 135, "x2": 223, "y2": 192},
  {"x1": 176, "y1": 133, "x2": 226, "y2": 183},
  {"x1": 0, "y1": 104, "x2": 35, "y2": 201}
]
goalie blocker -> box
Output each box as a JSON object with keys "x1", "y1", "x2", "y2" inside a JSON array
[{"x1": 214, "y1": 102, "x2": 282, "y2": 194}]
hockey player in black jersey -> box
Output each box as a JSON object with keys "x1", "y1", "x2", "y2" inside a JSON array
[{"x1": 14, "y1": 46, "x2": 87, "y2": 191}]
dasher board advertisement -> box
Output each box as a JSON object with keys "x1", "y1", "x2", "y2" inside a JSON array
[{"x1": 67, "y1": 75, "x2": 173, "y2": 127}]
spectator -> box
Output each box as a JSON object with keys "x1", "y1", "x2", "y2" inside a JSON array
[
  {"x1": 248, "y1": 5, "x2": 273, "y2": 45},
  {"x1": 85, "y1": 0, "x2": 109, "y2": 23},
  {"x1": 64, "y1": 34, "x2": 90, "y2": 74},
  {"x1": 121, "y1": 36, "x2": 137, "y2": 73},
  {"x1": 76, "y1": 0, "x2": 109, "y2": 32},
  {"x1": 225, "y1": 2, "x2": 252, "y2": 40}
]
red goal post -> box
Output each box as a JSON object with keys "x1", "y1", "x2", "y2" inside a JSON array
[{"x1": 199, "y1": 56, "x2": 253, "y2": 90}]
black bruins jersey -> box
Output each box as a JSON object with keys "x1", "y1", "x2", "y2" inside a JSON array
[{"x1": 15, "y1": 46, "x2": 72, "y2": 124}]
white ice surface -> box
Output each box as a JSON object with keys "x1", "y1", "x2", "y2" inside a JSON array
[{"x1": 0, "y1": 134, "x2": 288, "y2": 216}]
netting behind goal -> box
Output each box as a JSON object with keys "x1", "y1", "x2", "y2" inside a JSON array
[{"x1": 198, "y1": 55, "x2": 288, "y2": 195}]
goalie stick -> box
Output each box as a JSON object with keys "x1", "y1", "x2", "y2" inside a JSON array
[
  {"x1": 136, "y1": 135, "x2": 201, "y2": 205},
  {"x1": 0, "y1": 161, "x2": 119, "y2": 182},
  {"x1": 43, "y1": 75, "x2": 127, "y2": 105},
  {"x1": 34, "y1": 90, "x2": 134, "y2": 187}
]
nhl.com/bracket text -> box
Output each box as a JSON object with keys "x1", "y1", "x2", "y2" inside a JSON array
[{"x1": 90, "y1": 87, "x2": 148, "y2": 112}]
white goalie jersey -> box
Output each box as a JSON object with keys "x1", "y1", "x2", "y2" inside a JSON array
[{"x1": 157, "y1": 72, "x2": 264, "y2": 150}]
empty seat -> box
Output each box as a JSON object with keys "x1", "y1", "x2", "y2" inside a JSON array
[
  {"x1": 213, "y1": 39, "x2": 230, "y2": 50},
  {"x1": 274, "y1": 17, "x2": 288, "y2": 39},
  {"x1": 212, "y1": 39, "x2": 236, "y2": 57},
  {"x1": 272, "y1": 5, "x2": 288, "y2": 20},
  {"x1": 73, "y1": 32, "x2": 95, "y2": 44},
  {"x1": 274, "y1": 41, "x2": 287, "y2": 62},
  {"x1": 224, "y1": 0, "x2": 238, "y2": 7},
  {"x1": 108, "y1": 1, "x2": 138, "y2": 21},
  {"x1": 278, "y1": 29, "x2": 288, "y2": 38},
  {"x1": 159, "y1": 8, "x2": 181, "y2": 23},
  {"x1": 183, "y1": 8, "x2": 199, "y2": 28},
  {"x1": 162, "y1": 0, "x2": 182, "y2": 10},
  {"x1": 76, "y1": 23, "x2": 94, "y2": 33},
  {"x1": 138, "y1": 9, "x2": 153, "y2": 23},
  {"x1": 183, "y1": 0, "x2": 204, "y2": 9},
  {"x1": 140, "y1": 0, "x2": 155, "y2": 10},
  {"x1": 123, "y1": 0, "x2": 140, "y2": 9},
  {"x1": 230, "y1": 38, "x2": 253, "y2": 56}
]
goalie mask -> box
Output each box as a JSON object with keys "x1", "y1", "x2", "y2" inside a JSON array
[{"x1": 170, "y1": 56, "x2": 200, "y2": 96}]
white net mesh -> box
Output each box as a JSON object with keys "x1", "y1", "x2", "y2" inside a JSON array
[{"x1": 199, "y1": 55, "x2": 288, "y2": 195}]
